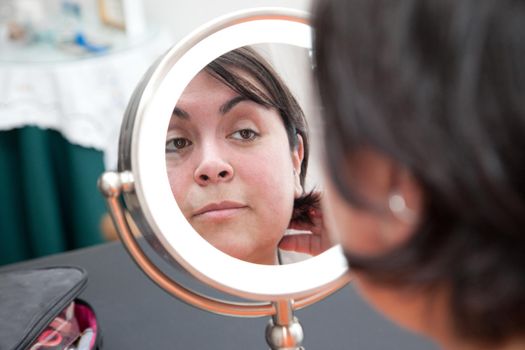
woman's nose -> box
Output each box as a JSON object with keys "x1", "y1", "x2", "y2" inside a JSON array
[{"x1": 194, "y1": 148, "x2": 234, "y2": 185}]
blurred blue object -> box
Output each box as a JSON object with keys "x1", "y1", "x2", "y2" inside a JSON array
[{"x1": 73, "y1": 32, "x2": 110, "y2": 53}]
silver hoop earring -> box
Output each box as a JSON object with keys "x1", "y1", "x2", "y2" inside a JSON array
[{"x1": 388, "y1": 192, "x2": 416, "y2": 224}]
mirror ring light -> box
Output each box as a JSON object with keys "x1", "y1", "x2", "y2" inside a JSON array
[{"x1": 114, "y1": 7, "x2": 349, "y2": 308}]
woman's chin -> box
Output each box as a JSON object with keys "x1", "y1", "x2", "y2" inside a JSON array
[
  {"x1": 191, "y1": 222, "x2": 281, "y2": 265},
  {"x1": 216, "y1": 243, "x2": 278, "y2": 265}
]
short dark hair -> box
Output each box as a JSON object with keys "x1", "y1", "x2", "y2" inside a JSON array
[
  {"x1": 204, "y1": 46, "x2": 310, "y2": 187},
  {"x1": 314, "y1": 0, "x2": 525, "y2": 345}
]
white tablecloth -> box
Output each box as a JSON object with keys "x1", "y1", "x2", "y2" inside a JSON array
[{"x1": 0, "y1": 32, "x2": 171, "y2": 169}]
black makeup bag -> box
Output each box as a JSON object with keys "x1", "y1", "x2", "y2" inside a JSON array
[{"x1": 0, "y1": 266, "x2": 102, "y2": 350}]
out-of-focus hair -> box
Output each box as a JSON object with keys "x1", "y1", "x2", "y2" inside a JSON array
[{"x1": 314, "y1": 0, "x2": 525, "y2": 345}]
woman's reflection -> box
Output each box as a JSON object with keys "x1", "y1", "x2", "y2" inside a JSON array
[{"x1": 165, "y1": 47, "x2": 323, "y2": 265}]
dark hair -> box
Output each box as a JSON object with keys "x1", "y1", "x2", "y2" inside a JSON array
[
  {"x1": 314, "y1": 0, "x2": 525, "y2": 345},
  {"x1": 204, "y1": 46, "x2": 310, "y2": 187}
]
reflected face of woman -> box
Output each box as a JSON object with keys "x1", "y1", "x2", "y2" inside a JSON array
[{"x1": 166, "y1": 70, "x2": 303, "y2": 265}]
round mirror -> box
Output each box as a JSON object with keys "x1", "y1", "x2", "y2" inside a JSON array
[{"x1": 113, "y1": 7, "x2": 348, "y2": 301}]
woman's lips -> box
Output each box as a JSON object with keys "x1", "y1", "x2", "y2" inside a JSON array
[{"x1": 192, "y1": 201, "x2": 248, "y2": 220}]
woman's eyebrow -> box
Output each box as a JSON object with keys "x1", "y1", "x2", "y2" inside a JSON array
[
  {"x1": 173, "y1": 106, "x2": 190, "y2": 119},
  {"x1": 220, "y1": 96, "x2": 248, "y2": 115},
  {"x1": 172, "y1": 95, "x2": 248, "y2": 119}
]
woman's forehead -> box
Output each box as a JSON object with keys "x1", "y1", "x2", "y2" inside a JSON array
[
  {"x1": 180, "y1": 71, "x2": 236, "y2": 99},
  {"x1": 171, "y1": 72, "x2": 238, "y2": 120},
  {"x1": 173, "y1": 69, "x2": 270, "y2": 116}
]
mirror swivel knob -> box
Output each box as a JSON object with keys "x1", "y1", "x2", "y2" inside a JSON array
[
  {"x1": 265, "y1": 317, "x2": 304, "y2": 350},
  {"x1": 98, "y1": 171, "x2": 135, "y2": 197}
]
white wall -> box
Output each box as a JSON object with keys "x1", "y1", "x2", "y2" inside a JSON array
[{"x1": 142, "y1": 0, "x2": 311, "y2": 42}]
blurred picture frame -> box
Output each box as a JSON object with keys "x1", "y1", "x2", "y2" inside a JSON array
[
  {"x1": 98, "y1": 0, "x2": 125, "y2": 30},
  {"x1": 98, "y1": 0, "x2": 146, "y2": 39}
]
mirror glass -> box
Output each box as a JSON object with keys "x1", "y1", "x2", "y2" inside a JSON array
[{"x1": 165, "y1": 43, "x2": 322, "y2": 265}]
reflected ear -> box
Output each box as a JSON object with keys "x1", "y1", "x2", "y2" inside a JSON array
[{"x1": 292, "y1": 134, "x2": 305, "y2": 197}]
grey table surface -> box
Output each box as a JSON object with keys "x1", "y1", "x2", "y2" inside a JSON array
[{"x1": 0, "y1": 241, "x2": 438, "y2": 349}]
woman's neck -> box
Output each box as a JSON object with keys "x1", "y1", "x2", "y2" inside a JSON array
[{"x1": 249, "y1": 249, "x2": 280, "y2": 265}]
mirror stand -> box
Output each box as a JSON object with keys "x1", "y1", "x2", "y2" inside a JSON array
[
  {"x1": 98, "y1": 170, "x2": 347, "y2": 349},
  {"x1": 266, "y1": 300, "x2": 304, "y2": 350}
]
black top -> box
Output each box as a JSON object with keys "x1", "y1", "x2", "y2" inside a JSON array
[{"x1": 0, "y1": 241, "x2": 437, "y2": 349}]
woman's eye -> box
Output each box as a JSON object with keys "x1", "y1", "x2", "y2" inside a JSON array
[
  {"x1": 230, "y1": 129, "x2": 260, "y2": 141},
  {"x1": 166, "y1": 137, "x2": 192, "y2": 152}
]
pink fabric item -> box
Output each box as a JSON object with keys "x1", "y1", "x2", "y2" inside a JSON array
[{"x1": 75, "y1": 303, "x2": 98, "y2": 348}]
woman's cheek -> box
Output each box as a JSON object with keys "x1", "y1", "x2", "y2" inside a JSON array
[
  {"x1": 240, "y1": 151, "x2": 295, "y2": 214},
  {"x1": 166, "y1": 162, "x2": 194, "y2": 209},
  {"x1": 246, "y1": 148, "x2": 294, "y2": 191}
]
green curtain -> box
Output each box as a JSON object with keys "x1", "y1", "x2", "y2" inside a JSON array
[{"x1": 0, "y1": 126, "x2": 107, "y2": 266}]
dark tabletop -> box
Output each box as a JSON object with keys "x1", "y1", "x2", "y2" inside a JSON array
[{"x1": 0, "y1": 241, "x2": 438, "y2": 349}]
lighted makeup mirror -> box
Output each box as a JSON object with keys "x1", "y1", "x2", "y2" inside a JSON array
[{"x1": 98, "y1": 8, "x2": 349, "y2": 349}]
